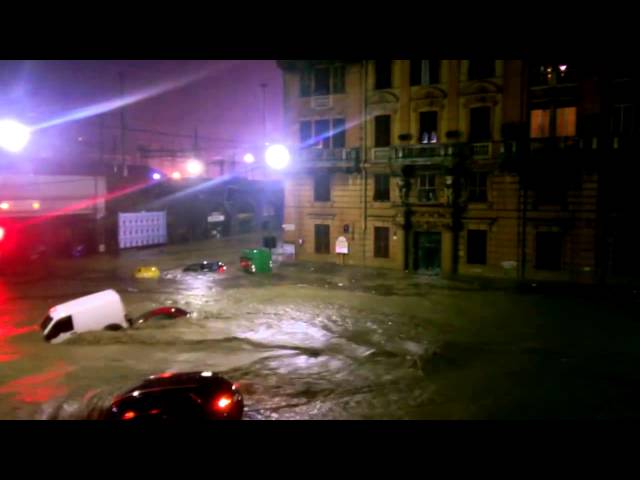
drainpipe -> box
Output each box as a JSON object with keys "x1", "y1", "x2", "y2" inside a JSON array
[
  {"x1": 451, "y1": 143, "x2": 464, "y2": 276},
  {"x1": 520, "y1": 171, "x2": 528, "y2": 281},
  {"x1": 519, "y1": 61, "x2": 528, "y2": 282},
  {"x1": 403, "y1": 180, "x2": 411, "y2": 272},
  {"x1": 361, "y1": 60, "x2": 368, "y2": 265}
]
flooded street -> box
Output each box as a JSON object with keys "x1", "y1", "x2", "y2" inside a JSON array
[{"x1": 2, "y1": 234, "x2": 640, "y2": 420}]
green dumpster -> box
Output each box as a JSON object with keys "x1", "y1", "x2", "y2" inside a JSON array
[{"x1": 240, "y1": 248, "x2": 272, "y2": 273}]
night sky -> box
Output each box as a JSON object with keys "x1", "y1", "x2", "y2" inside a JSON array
[{"x1": 0, "y1": 60, "x2": 284, "y2": 162}]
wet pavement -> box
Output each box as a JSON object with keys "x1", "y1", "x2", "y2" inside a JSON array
[{"x1": 2, "y1": 233, "x2": 640, "y2": 420}]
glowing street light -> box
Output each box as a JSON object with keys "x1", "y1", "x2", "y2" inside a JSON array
[
  {"x1": 186, "y1": 159, "x2": 204, "y2": 176},
  {"x1": 171, "y1": 171, "x2": 182, "y2": 180},
  {"x1": 152, "y1": 172, "x2": 162, "y2": 181},
  {"x1": 243, "y1": 153, "x2": 255, "y2": 164},
  {"x1": 264, "y1": 144, "x2": 290, "y2": 170},
  {"x1": 0, "y1": 119, "x2": 31, "y2": 153}
]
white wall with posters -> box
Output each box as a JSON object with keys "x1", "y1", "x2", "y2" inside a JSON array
[{"x1": 118, "y1": 211, "x2": 167, "y2": 249}]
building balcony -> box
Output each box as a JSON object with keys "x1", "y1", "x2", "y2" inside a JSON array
[
  {"x1": 530, "y1": 137, "x2": 581, "y2": 152},
  {"x1": 370, "y1": 144, "x2": 453, "y2": 166},
  {"x1": 470, "y1": 142, "x2": 492, "y2": 159},
  {"x1": 393, "y1": 144, "x2": 453, "y2": 166},
  {"x1": 370, "y1": 142, "x2": 501, "y2": 166},
  {"x1": 296, "y1": 147, "x2": 361, "y2": 169}
]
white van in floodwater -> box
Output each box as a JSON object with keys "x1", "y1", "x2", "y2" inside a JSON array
[{"x1": 40, "y1": 289, "x2": 129, "y2": 343}]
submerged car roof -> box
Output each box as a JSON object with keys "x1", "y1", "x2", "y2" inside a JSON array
[{"x1": 122, "y1": 371, "x2": 230, "y2": 394}]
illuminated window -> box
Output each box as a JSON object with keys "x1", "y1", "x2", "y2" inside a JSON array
[
  {"x1": 555, "y1": 107, "x2": 576, "y2": 137},
  {"x1": 419, "y1": 111, "x2": 438, "y2": 144},
  {"x1": 530, "y1": 109, "x2": 551, "y2": 138}
]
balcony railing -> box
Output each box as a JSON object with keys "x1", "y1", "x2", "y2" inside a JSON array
[
  {"x1": 311, "y1": 95, "x2": 332, "y2": 109},
  {"x1": 371, "y1": 147, "x2": 391, "y2": 163},
  {"x1": 371, "y1": 142, "x2": 502, "y2": 165},
  {"x1": 297, "y1": 147, "x2": 360, "y2": 168},
  {"x1": 530, "y1": 137, "x2": 581, "y2": 151},
  {"x1": 370, "y1": 144, "x2": 452, "y2": 166},
  {"x1": 395, "y1": 144, "x2": 450, "y2": 161},
  {"x1": 471, "y1": 142, "x2": 492, "y2": 159}
]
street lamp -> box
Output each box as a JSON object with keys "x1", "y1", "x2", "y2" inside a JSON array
[
  {"x1": 243, "y1": 153, "x2": 255, "y2": 164},
  {"x1": 186, "y1": 159, "x2": 204, "y2": 176},
  {"x1": 0, "y1": 119, "x2": 31, "y2": 153},
  {"x1": 264, "y1": 144, "x2": 290, "y2": 170}
]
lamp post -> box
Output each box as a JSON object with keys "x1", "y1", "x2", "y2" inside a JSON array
[{"x1": 0, "y1": 119, "x2": 31, "y2": 153}]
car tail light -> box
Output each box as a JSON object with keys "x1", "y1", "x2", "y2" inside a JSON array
[
  {"x1": 122, "y1": 411, "x2": 137, "y2": 420},
  {"x1": 213, "y1": 394, "x2": 233, "y2": 411},
  {"x1": 0, "y1": 226, "x2": 4, "y2": 242}
]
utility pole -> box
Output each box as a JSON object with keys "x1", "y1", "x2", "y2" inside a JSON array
[
  {"x1": 119, "y1": 71, "x2": 127, "y2": 177},
  {"x1": 260, "y1": 83, "x2": 268, "y2": 144},
  {"x1": 193, "y1": 127, "x2": 200, "y2": 155},
  {"x1": 99, "y1": 115, "x2": 105, "y2": 167}
]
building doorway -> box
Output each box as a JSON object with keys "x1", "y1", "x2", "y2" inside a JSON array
[{"x1": 414, "y1": 231, "x2": 441, "y2": 274}]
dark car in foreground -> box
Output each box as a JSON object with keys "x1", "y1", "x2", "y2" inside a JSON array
[{"x1": 105, "y1": 371, "x2": 244, "y2": 420}]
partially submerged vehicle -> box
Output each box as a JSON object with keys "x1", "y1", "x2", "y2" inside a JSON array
[
  {"x1": 40, "y1": 289, "x2": 129, "y2": 343},
  {"x1": 130, "y1": 306, "x2": 190, "y2": 326},
  {"x1": 183, "y1": 261, "x2": 226, "y2": 273},
  {"x1": 105, "y1": 371, "x2": 244, "y2": 420},
  {"x1": 134, "y1": 266, "x2": 161, "y2": 279},
  {"x1": 40, "y1": 289, "x2": 189, "y2": 343}
]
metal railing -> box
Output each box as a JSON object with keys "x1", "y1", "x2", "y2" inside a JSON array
[
  {"x1": 471, "y1": 142, "x2": 492, "y2": 158},
  {"x1": 297, "y1": 147, "x2": 361, "y2": 167}
]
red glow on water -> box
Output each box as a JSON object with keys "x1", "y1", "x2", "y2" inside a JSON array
[
  {"x1": 0, "y1": 282, "x2": 37, "y2": 364},
  {"x1": 0, "y1": 362, "x2": 73, "y2": 403}
]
